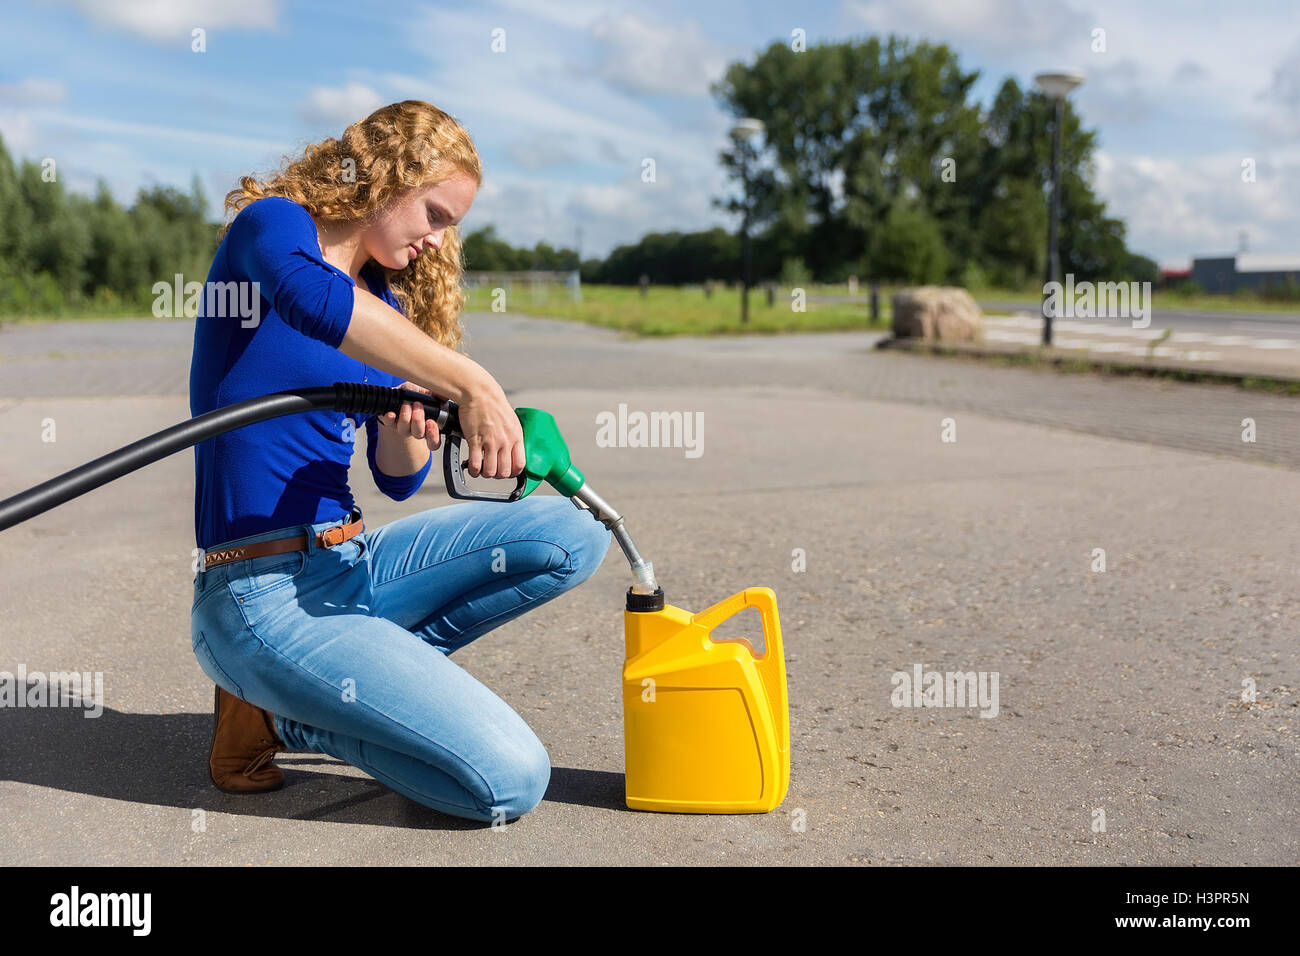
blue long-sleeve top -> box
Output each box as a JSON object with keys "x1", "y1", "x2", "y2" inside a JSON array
[{"x1": 189, "y1": 195, "x2": 433, "y2": 551}]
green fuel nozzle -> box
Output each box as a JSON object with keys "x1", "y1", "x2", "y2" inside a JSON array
[{"x1": 415, "y1": 391, "x2": 658, "y2": 593}]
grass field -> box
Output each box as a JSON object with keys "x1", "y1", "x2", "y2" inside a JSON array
[
  {"x1": 461, "y1": 282, "x2": 892, "y2": 336},
  {"x1": 4, "y1": 281, "x2": 1297, "y2": 335},
  {"x1": 462, "y1": 280, "x2": 1300, "y2": 337}
]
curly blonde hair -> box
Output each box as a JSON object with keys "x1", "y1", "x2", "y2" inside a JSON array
[{"x1": 219, "y1": 100, "x2": 481, "y2": 351}]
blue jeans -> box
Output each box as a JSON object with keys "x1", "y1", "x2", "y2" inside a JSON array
[{"x1": 190, "y1": 495, "x2": 612, "y2": 822}]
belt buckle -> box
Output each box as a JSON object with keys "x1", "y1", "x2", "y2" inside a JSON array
[{"x1": 320, "y1": 508, "x2": 360, "y2": 549}]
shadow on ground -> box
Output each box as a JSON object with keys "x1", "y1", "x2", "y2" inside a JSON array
[{"x1": 0, "y1": 706, "x2": 625, "y2": 829}]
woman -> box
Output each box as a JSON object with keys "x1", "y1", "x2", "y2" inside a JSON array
[{"x1": 189, "y1": 100, "x2": 611, "y2": 823}]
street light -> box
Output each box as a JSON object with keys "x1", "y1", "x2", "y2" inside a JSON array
[
  {"x1": 1034, "y1": 70, "x2": 1084, "y2": 346},
  {"x1": 731, "y1": 118, "x2": 764, "y2": 325}
]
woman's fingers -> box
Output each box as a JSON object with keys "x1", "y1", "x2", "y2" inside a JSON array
[
  {"x1": 380, "y1": 401, "x2": 440, "y2": 450},
  {"x1": 381, "y1": 382, "x2": 441, "y2": 439}
]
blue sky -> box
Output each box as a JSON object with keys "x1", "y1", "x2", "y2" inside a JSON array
[{"x1": 2, "y1": 0, "x2": 1297, "y2": 270}]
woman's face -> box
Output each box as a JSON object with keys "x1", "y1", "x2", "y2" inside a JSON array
[{"x1": 365, "y1": 172, "x2": 477, "y2": 270}]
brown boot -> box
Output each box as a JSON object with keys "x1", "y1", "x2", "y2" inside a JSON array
[{"x1": 209, "y1": 685, "x2": 286, "y2": 794}]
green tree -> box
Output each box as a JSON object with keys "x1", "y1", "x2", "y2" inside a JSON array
[
  {"x1": 711, "y1": 39, "x2": 1149, "y2": 288},
  {"x1": 976, "y1": 78, "x2": 1136, "y2": 282},
  {"x1": 0, "y1": 136, "x2": 34, "y2": 268},
  {"x1": 461, "y1": 224, "x2": 579, "y2": 273},
  {"x1": 84, "y1": 178, "x2": 146, "y2": 297},
  {"x1": 597, "y1": 228, "x2": 739, "y2": 284},
  {"x1": 19, "y1": 160, "x2": 92, "y2": 297},
  {"x1": 0, "y1": 132, "x2": 224, "y2": 316},
  {"x1": 712, "y1": 36, "x2": 983, "y2": 281},
  {"x1": 868, "y1": 200, "x2": 949, "y2": 283},
  {"x1": 975, "y1": 175, "x2": 1046, "y2": 289}
]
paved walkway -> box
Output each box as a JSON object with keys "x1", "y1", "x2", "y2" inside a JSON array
[{"x1": 983, "y1": 313, "x2": 1300, "y2": 378}]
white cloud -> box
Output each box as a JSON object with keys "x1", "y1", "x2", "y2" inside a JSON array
[
  {"x1": 1079, "y1": 3, "x2": 1300, "y2": 139},
  {"x1": 461, "y1": 148, "x2": 735, "y2": 257},
  {"x1": 1094, "y1": 148, "x2": 1300, "y2": 262},
  {"x1": 598, "y1": 138, "x2": 628, "y2": 164},
  {"x1": 488, "y1": 0, "x2": 610, "y2": 31},
  {"x1": 0, "y1": 110, "x2": 38, "y2": 153},
  {"x1": 1171, "y1": 60, "x2": 1208, "y2": 85},
  {"x1": 589, "y1": 12, "x2": 730, "y2": 97},
  {"x1": 299, "y1": 82, "x2": 386, "y2": 129},
  {"x1": 845, "y1": 0, "x2": 1092, "y2": 61},
  {"x1": 0, "y1": 78, "x2": 69, "y2": 106},
  {"x1": 1080, "y1": 56, "x2": 1153, "y2": 125},
  {"x1": 21, "y1": 108, "x2": 292, "y2": 155},
  {"x1": 1253, "y1": 34, "x2": 1300, "y2": 140},
  {"x1": 378, "y1": 67, "x2": 700, "y2": 171},
  {"x1": 55, "y1": 140, "x2": 148, "y2": 202},
  {"x1": 843, "y1": 0, "x2": 1300, "y2": 139},
  {"x1": 48, "y1": 0, "x2": 281, "y2": 43},
  {"x1": 505, "y1": 135, "x2": 579, "y2": 170}
]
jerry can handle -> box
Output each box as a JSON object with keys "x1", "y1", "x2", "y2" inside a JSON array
[{"x1": 690, "y1": 587, "x2": 781, "y2": 659}]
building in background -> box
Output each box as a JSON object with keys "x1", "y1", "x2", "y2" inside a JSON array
[{"x1": 1189, "y1": 254, "x2": 1300, "y2": 294}]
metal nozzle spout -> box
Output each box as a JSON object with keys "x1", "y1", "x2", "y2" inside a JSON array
[
  {"x1": 629, "y1": 560, "x2": 658, "y2": 593},
  {"x1": 569, "y1": 483, "x2": 658, "y2": 592}
]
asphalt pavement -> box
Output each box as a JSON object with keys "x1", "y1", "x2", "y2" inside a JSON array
[
  {"x1": 0, "y1": 314, "x2": 1296, "y2": 865},
  {"x1": 975, "y1": 299, "x2": 1300, "y2": 337}
]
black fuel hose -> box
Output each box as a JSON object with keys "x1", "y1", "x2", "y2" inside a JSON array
[{"x1": 0, "y1": 382, "x2": 458, "y2": 533}]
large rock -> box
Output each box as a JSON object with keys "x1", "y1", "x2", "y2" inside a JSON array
[{"x1": 891, "y1": 286, "x2": 984, "y2": 342}]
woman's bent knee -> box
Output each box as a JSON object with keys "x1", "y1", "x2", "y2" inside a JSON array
[
  {"x1": 562, "y1": 504, "x2": 613, "y2": 585},
  {"x1": 485, "y1": 737, "x2": 552, "y2": 821}
]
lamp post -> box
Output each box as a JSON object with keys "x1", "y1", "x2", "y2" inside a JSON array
[
  {"x1": 1034, "y1": 70, "x2": 1084, "y2": 347},
  {"x1": 731, "y1": 118, "x2": 764, "y2": 325}
]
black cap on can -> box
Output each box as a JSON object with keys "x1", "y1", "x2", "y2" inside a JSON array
[{"x1": 625, "y1": 585, "x2": 665, "y2": 612}]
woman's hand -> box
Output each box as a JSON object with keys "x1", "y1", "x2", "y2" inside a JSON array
[
  {"x1": 458, "y1": 374, "x2": 525, "y2": 479},
  {"x1": 377, "y1": 382, "x2": 442, "y2": 451}
]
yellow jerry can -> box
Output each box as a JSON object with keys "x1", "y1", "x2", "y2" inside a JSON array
[{"x1": 622, "y1": 586, "x2": 790, "y2": 813}]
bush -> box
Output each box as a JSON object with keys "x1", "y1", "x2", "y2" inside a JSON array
[
  {"x1": 868, "y1": 202, "x2": 949, "y2": 284},
  {"x1": 0, "y1": 269, "x2": 65, "y2": 317},
  {"x1": 778, "y1": 256, "x2": 812, "y2": 287},
  {"x1": 1260, "y1": 275, "x2": 1300, "y2": 302},
  {"x1": 959, "y1": 260, "x2": 990, "y2": 291},
  {"x1": 1161, "y1": 278, "x2": 1203, "y2": 299},
  {"x1": 91, "y1": 285, "x2": 122, "y2": 312}
]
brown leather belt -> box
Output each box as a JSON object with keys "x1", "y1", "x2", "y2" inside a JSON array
[{"x1": 202, "y1": 508, "x2": 363, "y2": 571}]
